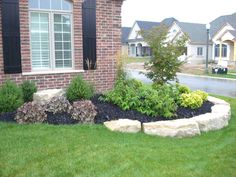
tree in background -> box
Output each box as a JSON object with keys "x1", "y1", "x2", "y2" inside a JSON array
[{"x1": 141, "y1": 25, "x2": 188, "y2": 85}]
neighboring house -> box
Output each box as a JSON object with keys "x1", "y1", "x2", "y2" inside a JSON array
[
  {"x1": 121, "y1": 27, "x2": 131, "y2": 55},
  {"x1": 124, "y1": 12, "x2": 236, "y2": 64},
  {"x1": 210, "y1": 13, "x2": 236, "y2": 63},
  {"x1": 0, "y1": 0, "x2": 124, "y2": 92},
  {"x1": 168, "y1": 21, "x2": 213, "y2": 64},
  {"x1": 127, "y1": 18, "x2": 177, "y2": 57}
]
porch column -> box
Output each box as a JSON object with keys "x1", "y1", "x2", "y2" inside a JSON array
[
  {"x1": 234, "y1": 41, "x2": 236, "y2": 61},
  {"x1": 219, "y1": 41, "x2": 222, "y2": 62}
]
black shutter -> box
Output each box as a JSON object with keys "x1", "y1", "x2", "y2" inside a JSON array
[
  {"x1": 1, "y1": 0, "x2": 22, "y2": 74},
  {"x1": 82, "y1": 0, "x2": 96, "y2": 70}
]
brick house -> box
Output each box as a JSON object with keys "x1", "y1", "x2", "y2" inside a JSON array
[{"x1": 0, "y1": 0, "x2": 123, "y2": 92}]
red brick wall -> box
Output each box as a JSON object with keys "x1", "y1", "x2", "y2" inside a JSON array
[{"x1": 0, "y1": 0, "x2": 123, "y2": 92}]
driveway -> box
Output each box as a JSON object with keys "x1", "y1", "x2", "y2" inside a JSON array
[{"x1": 127, "y1": 70, "x2": 236, "y2": 98}]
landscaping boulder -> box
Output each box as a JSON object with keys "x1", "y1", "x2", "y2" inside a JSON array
[
  {"x1": 208, "y1": 96, "x2": 230, "y2": 106},
  {"x1": 143, "y1": 119, "x2": 201, "y2": 138},
  {"x1": 104, "y1": 119, "x2": 141, "y2": 133},
  {"x1": 211, "y1": 104, "x2": 231, "y2": 119},
  {"x1": 191, "y1": 113, "x2": 229, "y2": 132},
  {"x1": 33, "y1": 89, "x2": 65, "y2": 104}
]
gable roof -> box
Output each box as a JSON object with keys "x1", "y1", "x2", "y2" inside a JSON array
[
  {"x1": 210, "y1": 12, "x2": 236, "y2": 37},
  {"x1": 136, "y1": 21, "x2": 160, "y2": 31},
  {"x1": 161, "y1": 17, "x2": 178, "y2": 27},
  {"x1": 228, "y1": 30, "x2": 236, "y2": 39},
  {"x1": 121, "y1": 27, "x2": 131, "y2": 43},
  {"x1": 176, "y1": 22, "x2": 207, "y2": 44}
]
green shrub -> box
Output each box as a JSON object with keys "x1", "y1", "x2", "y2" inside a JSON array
[
  {"x1": 66, "y1": 75, "x2": 94, "y2": 102},
  {"x1": 21, "y1": 80, "x2": 37, "y2": 102},
  {"x1": 180, "y1": 92, "x2": 203, "y2": 109},
  {"x1": 0, "y1": 80, "x2": 23, "y2": 113},
  {"x1": 176, "y1": 84, "x2": 191, "y2": 94},
  {"x1": 193, "y1": 90, "x2": 208, "y2": 102},
  {"x1": 101, "y1": 79, "x2": 177, "y2": 118}
]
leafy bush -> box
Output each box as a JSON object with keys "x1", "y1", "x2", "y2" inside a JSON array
[
  {"x1": 193, "y1": 90, "x2": 208, "y2": 102},
  {"x1": 176, "y1": 84, "x2": 191, "y2": 94},
  {"x1": 15, "y1": 102, "x2": 47, "y2": 124},
  {"x1": 45, "y1": 96, "x2": 73, "y2": 114},
  {"x1": 66, "y1": 75, "x2": 94, "y2": 102},
  {"x1": 101, "y1": 79, "x2": 177, "y2": 118},
  {"x1": 0, "y1": 80, "x2": 23, "y2": 113},
  {"x1": 71, "y1": 100, "x2": 97, "y2": 123},
  {"x1": 180, "y1": 92, "x2": 203, "y2": 109},
  {"x1": 21, "y1": 80, "x2": 37, "y2": 102}
]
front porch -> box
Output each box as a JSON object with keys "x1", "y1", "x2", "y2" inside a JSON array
[
  {"x1": 213, "y1": 30, "x2": 236, "y2": 64},
  {"x1": 128, "y1": 43, "x2": 152, "y2": 57}
]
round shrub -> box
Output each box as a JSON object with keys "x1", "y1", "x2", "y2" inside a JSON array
[
  {"x1": 180, "y1": 92, "x2": 203, "y2": 109},
  {"x1": 71, "y1": 100, "x2": 97, "y2": 124},
  {"x1": 45, "y1": 96, "x2": 73, "y2": 114},
  {"x1": 21, "y1": 80, "x2": 37, "y2": 102},
  {"x1": 0, "y1": 80, "x2": 23, "y2": 113},
  {"x1": 176, "y1": 84, "x2": 191, "y2": 94},
  {"x1": 66, "y1": 75, "x2": 94, "y2": 102},
  {"x1": 193, "y1": 90, "x2": 208, "y2": 102},
  {"x1": 15, "y1": 102, "x2": 47, "y2": 124}
]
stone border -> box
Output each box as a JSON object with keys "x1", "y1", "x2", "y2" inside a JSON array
[{"x1": 104, "y1": 96, "x2": 231, "y2": 138}]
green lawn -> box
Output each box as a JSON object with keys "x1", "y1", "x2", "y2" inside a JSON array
[
  {"x1": 0, "y1": 96, "x2": 236, "y2": 177},
  {"x1": 205, "y1": 72, "x2": 236, "y2": 79},
  {"x1": 124, "y1": 56, "x2": 150, "y2": 64}
]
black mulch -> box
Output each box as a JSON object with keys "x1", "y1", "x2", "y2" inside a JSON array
[
  {"x1": 91, "y1": 94, "x2": 214, "y2": 124},
  {"x1": 0, "y1": 94, "x2": 214, "y2": 125}
]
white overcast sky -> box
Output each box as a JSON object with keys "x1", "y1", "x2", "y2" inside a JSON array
[{"x1": 121, "y1": 0, "x2": 236, "y2": 27}]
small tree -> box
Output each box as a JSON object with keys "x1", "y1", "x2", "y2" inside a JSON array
[{"x1": 142, "y1": 25, "x2": 188, "y2": 85}]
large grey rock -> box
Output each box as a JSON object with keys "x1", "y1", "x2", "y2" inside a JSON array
[
  {"x1": 143, "y1": 119, "x2": 201, "y2": 138},
  {"x1": 211, "y1": 104, "x2": 231, "y2": 119},
  {"x1": 33, "y1": 89, "x2": 65, "y2": 104},
  {"x1": 191, "y1": 113, "x2": 229, "y2": 132},
  {"x1": 104, "y1": 119, "x2": 141, "y2": 133},
  {"x1": 208, "y1": 96, "x2": 230, "y2": 106}
]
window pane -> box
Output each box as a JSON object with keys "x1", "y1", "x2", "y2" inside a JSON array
[
  {"x1": 54, "y1": 14, "x2": 72, "y2": 68},
  {"x1": 30, "y1": 12, "x2": 50, "y2": 69},
  {"x1": 62, "y1": 0, "x2": 72, "y2": 11},
  {"x1": 51, "y1": 0, "x2": 62, "y2": 10},
  {"x1": 55, "y1": 33, "x2": 63, "y2": 41},
  {"x1": 40, "y1": 0, "x2": 50, "y2": 9},
  {"x1": 29, "y1": 0, "x2": 39, "y2": 8}
]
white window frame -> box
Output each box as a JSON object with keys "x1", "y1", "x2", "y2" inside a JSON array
[
  {"x1": 29, "y1": 4, "x2": 74, "y2": 71},
  {"x1": 197, "y1": 47, "x2": 203, "y2": 56}
]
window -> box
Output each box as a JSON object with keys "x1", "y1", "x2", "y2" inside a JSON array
[
  {"x1": 215, "y1": 44, "x2": 227, "y2": 58},
  {"x1": 222, "y1": 44, "x2": 227, "y2": 57},
  {"x1": 215, "y1": 44, "x2": 220, "y2": 57},
  {"x1": 29, "y1": 0, "x2": 73, "y2": 70},
  {"x1": 197, "y1": 47, "x2": 203, "y2": 56}
]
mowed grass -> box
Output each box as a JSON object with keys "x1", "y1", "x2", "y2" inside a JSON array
[{"x1": 0, "y1": 96, "x2": 236, "y2": 177}]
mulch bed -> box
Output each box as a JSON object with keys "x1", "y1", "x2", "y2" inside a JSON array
[
  {"x1": 0, "y1": 94, "x2": 214, "y2": 125},
  {"x1": 91, "y1": 95, "x2": 214, "y2": 124}
]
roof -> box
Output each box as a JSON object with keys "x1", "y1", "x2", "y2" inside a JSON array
[
  {"x1": 228, "y1": 30, "x2": 236, "y2": 38},
  {"x1": 161, "y1": 17, "x2": 178, "y2": 27},
  {"x1": 121, "y1": 27, "x2": 131, "y2": 43},
  {"x1": 136, "y1": 21, "x2": 160, "y2": 31},
  {"x1": 176, "y1": 22, "x2": 207, "y2": 44},
  {"x1": 210, "y1": 12, "x2": 236, "y2": 37}
]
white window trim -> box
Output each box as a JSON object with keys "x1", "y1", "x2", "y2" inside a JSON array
[
  {"x1": 29, "y1": 7, "x2": 74, "y2": 71},
  {"x1": 197, "y1": 47, "x2": 203, "y2": 56}
]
